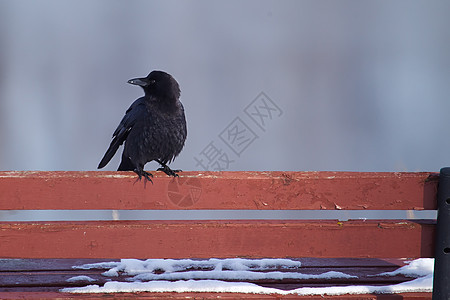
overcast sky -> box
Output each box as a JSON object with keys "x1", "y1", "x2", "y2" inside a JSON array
[{"x1": 1, "y1": 0, "x2": 450, "y2": 173}]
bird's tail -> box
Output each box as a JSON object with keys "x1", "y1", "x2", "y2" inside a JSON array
[{"x1": 97, "y1": 138, "x2": 121, "y2": 169}]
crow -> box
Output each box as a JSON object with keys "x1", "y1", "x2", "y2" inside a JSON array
[{"x1": 98, "y1": 70, "x2": 187, "y2": 183}]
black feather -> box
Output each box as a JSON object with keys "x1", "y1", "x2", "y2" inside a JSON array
[{"x1": 98, "y1": 70, "x2": 187, "y2": 183}]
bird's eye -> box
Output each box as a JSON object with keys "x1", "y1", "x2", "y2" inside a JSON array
[{"x1": 149, "y1": 79, "x2": 156, "y2": 85}]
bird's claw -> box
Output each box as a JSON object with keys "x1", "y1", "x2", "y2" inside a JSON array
[
  {"x1": 141, "y1": 171, "x2": 154, "y2": 183},
  {"x1": 157, "y1": 166, "x2": 180, "y2": 177},
  {"x1": 134, "y1": 169, "x2": 153, "y2": 186}
]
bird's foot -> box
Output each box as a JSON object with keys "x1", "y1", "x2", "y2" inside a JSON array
[
  {"x1": 157, "y1": 165, "x2": 181, "y2": 177},
  {"x1": 134, "y1": 168, "x2": 154, "y2": 186}
]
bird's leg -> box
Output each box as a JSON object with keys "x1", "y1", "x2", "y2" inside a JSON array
[
  {"x1": 133, "y1": 165, "x2": 153, "y2": 185},
  {"x1": 156, "y1": 160, "x2": 181, "y2": 177}
]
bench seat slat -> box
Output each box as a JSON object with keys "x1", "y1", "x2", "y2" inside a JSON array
[{"x1": 0, "y1": 267, "x2": 413, "y2": 287}]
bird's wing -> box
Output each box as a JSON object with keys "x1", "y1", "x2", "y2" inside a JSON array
[{"x1": 97, "y1": 99, "x2": 146, "y2": 169}]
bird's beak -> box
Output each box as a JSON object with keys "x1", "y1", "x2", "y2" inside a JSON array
[{"x1": 127, "y1": 78, "x2": 148, "y2": 87}]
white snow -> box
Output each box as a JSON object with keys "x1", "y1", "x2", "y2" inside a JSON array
[
  {"x1": 130, "y1": 269, "x2": 355, "y2": 282},
  {"x1": 62, "y1": 280, "x2": 283, "y2": 294},
  {"x1": 73, "y1": 261, "x2": 119, "y2": 270},
  {"x1": 376, "y1": 258, "x2": 434, "y2": 277},
  {"x1": 66, "y1": 275, "x2": 96, "y2": 283},
  {"x1": 62, "y1": 258, "x2": 434, "y2": 296},
  {"x1": 74, "y1": 258, "x2": 303, "y2": 277}
]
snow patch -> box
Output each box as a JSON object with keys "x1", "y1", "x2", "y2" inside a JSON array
[
  {"x1": 66, "y1": 275, "x2": 96, "y2": 283},
  {"x1": 376, "y1": 258, "x2": 434, "y2": 278},
  {"x1": 75, "y1": 258, "x2": 302, "y2": 276},
  {"x1": 62, "y1": 258, "x2": 434, "y2": 295}
]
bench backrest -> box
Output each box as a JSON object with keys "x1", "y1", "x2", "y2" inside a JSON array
[{"x1": 0, "y1": 171, "x2": 438, "y2": 259}]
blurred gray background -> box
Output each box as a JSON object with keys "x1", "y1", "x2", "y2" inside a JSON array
[{"x1": 0, "y1": 1, "x2": 449, "y2": 220}]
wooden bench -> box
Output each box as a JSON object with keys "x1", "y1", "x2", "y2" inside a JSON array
[{"x1": 0, "y1": 170, "x2": 448, "y2": 299}]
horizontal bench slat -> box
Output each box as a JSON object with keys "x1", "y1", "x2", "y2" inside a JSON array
[
  {"x1": 0, "y1": 171, "x2": 438, "y2": 210},
  {"x1": 0, "y1": 220, "x2": 435, "y2": 259},
  {"x1": 0, "y1": 258, "x2": 406, "y2": 271},
  {"x1": 0, "y1": 267, "x2": 411, "y2": 289}
]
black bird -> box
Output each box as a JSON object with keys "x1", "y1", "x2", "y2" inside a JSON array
[{"x1": 98, "y1": 70, "x2": 187, "y2": 183}]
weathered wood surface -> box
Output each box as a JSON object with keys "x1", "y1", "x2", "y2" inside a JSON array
[
  {"x1": 0, "y1": 171, "x2": 438, "y2": 210},
  {"x1": 0, "y1": 220, "x2": 435, "y2": 259}
]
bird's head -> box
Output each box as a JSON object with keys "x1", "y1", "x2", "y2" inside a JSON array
[{"x1": 128, "y1": 70, "x2": 180, "y2": 101}]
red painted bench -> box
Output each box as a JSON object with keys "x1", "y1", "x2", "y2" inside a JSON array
[{"x1": 0, "y1": 170, "x2": 448, "y2": 299}]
